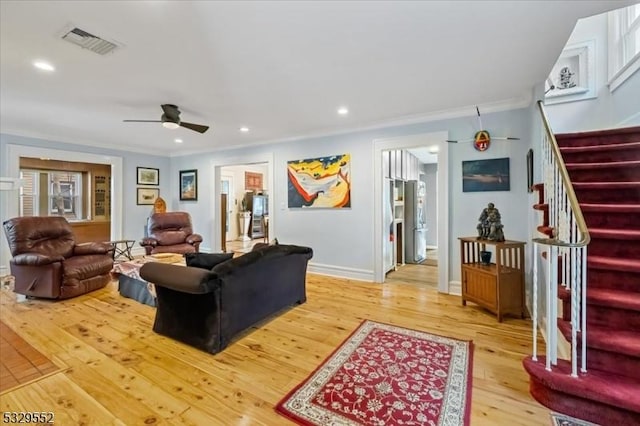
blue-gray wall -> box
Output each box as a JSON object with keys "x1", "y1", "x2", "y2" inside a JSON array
[{"x1": 1, "y1": 106, "x2": 534, "y2": 285}]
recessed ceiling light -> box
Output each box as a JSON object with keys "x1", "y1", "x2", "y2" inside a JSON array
[
  {"x1": 174, "y1": 138, "x2": 183, "y2": 144},
  {"x1": 337, "y1": 106, "x2": 349, "y2": 115},
  {"x1": 428, "y1": 145, "x2": 440, "y2": 154},
  {"x1": 33, "y1": 60, "x2": 55, "y2": 72},
  {"x1": 239, "y1": 126, "x2": 250, "y2": 133}
]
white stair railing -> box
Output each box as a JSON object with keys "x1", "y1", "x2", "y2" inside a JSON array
[{"x1": 532, "y1": 101, "x2": 590, "y2": 377}]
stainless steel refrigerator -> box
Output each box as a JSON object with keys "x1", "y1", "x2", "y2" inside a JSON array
[{"x1": 404, "y1": 180, "x2": 427, "y2": 263}]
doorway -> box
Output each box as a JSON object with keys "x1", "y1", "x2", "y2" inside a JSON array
[
  {"x1": 212, "y1": 154, "x2": 274, "y2": 254},
  {"x1": 221, "y1": 173, "x2": 234, "y2": 243},
  {"x1": 373, "y1": 131, "x2": 449, "y2": 293},
  {"x1": 386, "y1": 147, "x2": 439, "y2": 287}
]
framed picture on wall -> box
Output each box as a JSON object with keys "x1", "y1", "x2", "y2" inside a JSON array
[
  {"x1": 462, "y1": 157, "x2": 510, "y2": 192},
  {"x1": 179, "y1": 169, "x2": 198, "y2": 201},
  {"x1": 287, "y1": 153, "x2": 351, "y2": 208},
  {"x1": 137, "y1": 187, "x2": 159, "y2": 205},
  {"x1": 137, "y1": 167, "x2": 159, "y2": 185},
  {"x1": 245, "y1": 171, "x2": 263, "y2": 192}
]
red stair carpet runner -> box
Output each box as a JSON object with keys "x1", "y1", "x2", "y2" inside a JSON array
[
  {"x1": 276, "y1": 320, "x2": 473, "y2": 426},
  {"x1": 524, "y1": 127, "x2": 640, "y2": 425}
]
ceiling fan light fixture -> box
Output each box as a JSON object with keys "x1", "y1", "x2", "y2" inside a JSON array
[{"x1": 162, "y1": 121, "x2": 179, "y2": 130}]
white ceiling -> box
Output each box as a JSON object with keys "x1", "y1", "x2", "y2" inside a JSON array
[{"x1": 0, "y1": 1, "x2": 632, "y2": 156}]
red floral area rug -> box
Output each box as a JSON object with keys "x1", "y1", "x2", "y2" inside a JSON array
[{"x1": 276, "y1": 320, "x2": 474, "y2": 426}]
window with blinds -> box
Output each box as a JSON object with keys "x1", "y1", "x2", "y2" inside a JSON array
[{"x1": 19, "y1": 170, "x2": 84, "y2": 220}]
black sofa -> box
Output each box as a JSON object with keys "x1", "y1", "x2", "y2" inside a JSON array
[{"x1": 139, "y1": 244, "x2": 313, "y2": 354}]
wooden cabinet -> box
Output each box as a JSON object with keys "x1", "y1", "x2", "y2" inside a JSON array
[
  {"x1": 386, "y1": 149, "x2": 420, "y2": 181},
  {"x1": 93, "y1": 174, "x2": 110, "y2": 219},
  {"x1": 401, "y1": 150, "x2": 408, "y2": 181},
  {"x1": 459, "y1": 237, "x2": 526, "y2": 322},
  {"x1": 383, "y1": 151, "x2": 391, "y2": 178}
]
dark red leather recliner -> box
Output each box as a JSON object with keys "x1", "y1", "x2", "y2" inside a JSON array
[
  {"x1": 140, "y1": 212, "x2": 202, "y2": 255},
  {"x1": 3, "y1": 216, "x2": 114, "y2": 299}
]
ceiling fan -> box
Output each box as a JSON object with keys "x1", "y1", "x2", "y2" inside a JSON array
[
  {"x1": 446, "y1": 106, "x2": 519, "y2": 151},
  {"x1": 123, "y1": 104, "x2": 209, "y2": 134}
]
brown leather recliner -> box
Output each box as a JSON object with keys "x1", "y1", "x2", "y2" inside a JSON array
[
  {"x1": 3, "y1": 216, "x2": 114, "y2": 299},
  {"x1": 140, "y1": 212, "x2": 202, "y2": 255}
]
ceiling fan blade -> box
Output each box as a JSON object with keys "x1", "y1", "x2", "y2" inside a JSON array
[
  {"x1": 492, "y1": 137, "x2": 521, "y2": 141},
  {"x1": 446, "y1": 140, "x2": 459, "y2": 143},
  {"x1": 180, "y1": 121, "x2": 209, "y2": 133},
  {"x1": 123, "y1": 120, "x2": 162, "y2": 123},
  {"x1": 161, "y1": 104, "x2": 180, "y2": 120}
]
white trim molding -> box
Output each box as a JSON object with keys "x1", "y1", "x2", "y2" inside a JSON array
[
  {"x1": 609, "y1": 51, "x2": 640, "y2": 92},
  {"x1": 210, "y1": 152, "x2": 275, "y2": 254},
  {"x1": 1, "y1": 144, "x2": 123, "y2": 279},
  {"x1": 307, "y1": 263, "x2": 374, "y2": 282},
  {"x1": 545, "y1": 39, "x2": 597, "y2": 104},
  {"x1": 449, "y1": 280, "x2": 462, "y2": 296},
  {"x1": 0, "y1": 177, "x2": 22, "y2": 191},
  {"x1": 372, "y1": 131, "x2": 450, "y2": 293}
]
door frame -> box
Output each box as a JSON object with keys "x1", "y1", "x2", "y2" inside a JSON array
[
  {"x1": 372, "y1": 131, "x2": 449, "y2": 293},
  {"x1": 3, "y1": 144, "x2": 123, "y2": 277},
  {"x1": 210, "y1": 153, "x2": 274, "y2": 253},
  {"x1": 220, "y1": 172, "x2": 234, "y2": 241}
]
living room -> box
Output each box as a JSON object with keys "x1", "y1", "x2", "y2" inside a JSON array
[{"x1": 1, "y1": 1, "x2": 639, "y2": 425}]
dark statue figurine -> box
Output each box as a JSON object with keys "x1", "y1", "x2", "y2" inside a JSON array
[{"x1": 477, "y1": 202, "x2": 505, "y2": 242}]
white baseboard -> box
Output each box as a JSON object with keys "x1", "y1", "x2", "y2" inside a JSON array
[
  {"x1": 617, "y1": 110, "x2": 640, "y2": 127},
  {"x1": 307, "y1": 262, "x2": 374, "y2": 282},
  {"x1": 448, "y1": 280, "x2": 462, "y2": 296}
]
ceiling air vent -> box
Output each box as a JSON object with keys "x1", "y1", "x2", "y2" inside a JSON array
[{"x1": 61, "y1": 27, "x2": 119, "y2": 55}]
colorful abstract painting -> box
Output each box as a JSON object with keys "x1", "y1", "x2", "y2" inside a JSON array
[{"x1": 287, "y1": 154, "x2": 351, "y2": 208}]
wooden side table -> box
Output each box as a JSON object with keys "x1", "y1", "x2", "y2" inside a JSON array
[
  {"x1": 459, "y1": 236, "x2": 526, "y2": 322},
  {"x1": 108, "y1": 240, "x2": 136, "y2": 261}
]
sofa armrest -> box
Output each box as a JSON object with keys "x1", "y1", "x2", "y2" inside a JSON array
[
  {"x1": 186, "y1": 233, "x2": 203, "y2": 245},
  {"x1": 12, "y1": 252, "x2": 64, "y2": 266},
  {"x1": 140, "y1": 262, "x2": 217, "y2": 294},
  {"x1": 74, "y1": 242, "x2": 113, "y2": 256},
  {"x1": 140, "y1": 237, "x2": 158, "y2": 247}
]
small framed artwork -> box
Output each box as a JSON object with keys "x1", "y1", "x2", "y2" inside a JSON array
[
  {"x1": 526, "y1": 149, "x2": 534, "y2": 193},
  {"x1": 180, "y1": 169, "x2": 198, "y2": 201},
  {"x1": 137, "y1": 167, "x2": 159, "y2": 186},
  {"x1": 462, "y1": 157, "x2": 510, "y2": 192},
  {"x1": 245, "y1": 171, "x2": 263, "y2": 192},
  {"x1": 137, "y1": 187, "x2": 159, "y2": 205}
]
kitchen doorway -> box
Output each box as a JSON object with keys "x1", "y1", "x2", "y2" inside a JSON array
[{"x1": 373, "y1": 131, "x2": 449, "y2": 293}]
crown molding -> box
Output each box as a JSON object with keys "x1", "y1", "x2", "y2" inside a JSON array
[
  {"x1": 170, "y1": 94, "x2": 533, "y2": 158},
  {"x1": 3, "y1": 93, "x2": 532, "y2": 159}
]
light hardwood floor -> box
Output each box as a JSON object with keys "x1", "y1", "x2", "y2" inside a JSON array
[{"x1": 0, "y1": 265, "x2": 549, "y2": 425}]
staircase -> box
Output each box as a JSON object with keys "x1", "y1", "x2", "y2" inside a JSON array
[{"x1": 524, "y1": 126, "x2": 640, "y2": 425}]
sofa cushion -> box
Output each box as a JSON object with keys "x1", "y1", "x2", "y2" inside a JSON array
[
  {"x1": 184, "y1": 252, "x2": 233, "y2": 270},
  {"x1": 213, "y1": 244, "x2": 312, "y2": 276}
]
